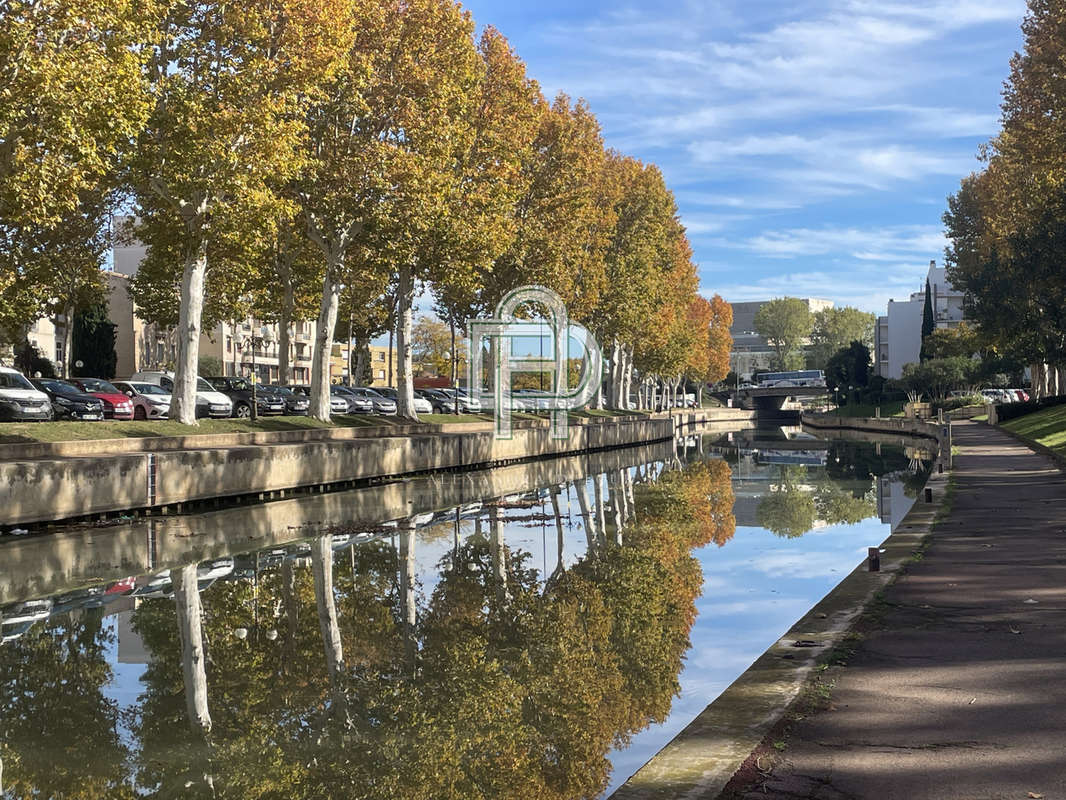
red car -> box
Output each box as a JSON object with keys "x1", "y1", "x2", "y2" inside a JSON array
[{"x1": 70, "y1": 378, "x2": 135, "y2": 420}]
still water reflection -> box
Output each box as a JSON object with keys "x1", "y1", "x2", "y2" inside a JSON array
[{"x1": 0, "y1": 427, "x2": 929, "y2": 799}]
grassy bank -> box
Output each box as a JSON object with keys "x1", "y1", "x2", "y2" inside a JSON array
[
  {"x1": 827, "y1": 400, "x2": 905, "y2": 418},
  {"x1": 0, "y1": 414, "x2": 389, "y2": 443},
  {"x1": 1001, "y1": 403, "x2": 1066, "y2": 457},
  {"x1": 0, "y1": 409, "x2": 645, "y2": 444}
]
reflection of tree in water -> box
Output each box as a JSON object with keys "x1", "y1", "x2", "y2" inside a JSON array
[
  {"x1": 757, "y1": 465, "x2": 877, "y2": 538},
  {"x1": 46, "y1": 458, "x2": 737, "y2": 799},
  {"x1": 0, "y1": 607, "x2": 132, "y2": 799}
]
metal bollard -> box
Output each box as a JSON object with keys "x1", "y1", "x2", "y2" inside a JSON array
[{"x1": 868, "y1": 547, "x2": 881, "y2": 572}]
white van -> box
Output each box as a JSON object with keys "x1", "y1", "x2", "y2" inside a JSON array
[
  {"x1": 129, "y1": 370, "x2": 233, "y2": 418},
  {"x1": 0, "y1": 366, "x2": 53, "y2": 421}
]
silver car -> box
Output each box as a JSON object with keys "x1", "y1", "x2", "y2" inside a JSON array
[
  {"x1": 350, "y1": 387, "x2": 397, "y2": 414},
  {"x1": 330, "y1": 385, "x2": 374, "y2": 413}
]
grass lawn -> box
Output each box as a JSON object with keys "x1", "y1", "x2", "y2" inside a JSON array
[
  {"x1": 0, "y1": 413, "x2": 408, "y2": 444},
  {"x1": 1001, "y1": 403, "x2": 1066, "y2": 457},
  {"x1": 827, "y1": 400, "x2": 906, "y2": 418},
  {"x1": 0, "y1": 407, "x2": 649, "y2": 445}
]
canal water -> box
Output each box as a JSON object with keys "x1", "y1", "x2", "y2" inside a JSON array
[{"x1": 0, "y1": 425, "x2": 930, "y2": 799}]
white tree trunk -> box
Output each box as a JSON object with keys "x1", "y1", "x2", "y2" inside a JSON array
[
  {"x1": 609, "y1": 471, "x2": 623, "y2": 545},
  {"x1": 396, "y1": 264, "x2": 419, "y2": 421},
  {"x1": 593, "y1": 472, "x2": 606, "y2": 545},
  {"x1": 278, "y1": 277, "x2": 294, "y2": 386},
  {"x1": 489, "y1": 504, "x2": 508, "y2": 603},
  {"x1": 577, "y1": 479, "x2": 596, "y2": 553},
  {"x1": 173, "y1": 563, "x2": 212, "y2": 736},
  {"x1": 171, "y1": 234, "x2": 208, "y2": 425},
  {"x1": 614, "y1": 339, "x2": 622, "y2": 409},
  {"x1": 59, "y1": 306, "x2": 73, "y2": 378},
  {"x1": 550, "y1": 486, "x2": 565, "y2": 579},
  {"x1": 309, "y1": 269, "x2": 342, "y2": 421},
  {"x1": 311, "y1": 536, "x2": 345, "y2": 707},
  {"x1": 622, "y1": 348, "x2": 633, "y2": 410},
  {"x1": 399, "y1": 519, "x2": 417, "y2": 666}
]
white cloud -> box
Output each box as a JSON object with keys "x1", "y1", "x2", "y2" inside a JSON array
[{"x1": 740, "y1": 225, "x2": 947, "y2": 259}]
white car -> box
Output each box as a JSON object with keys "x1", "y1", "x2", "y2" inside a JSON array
[
  {"x1": 113, "y1": 380, "x2": 172, "y2": 419},
  {"x1": 0, "y1": 366, "x2": 53, "y2": 421},
  {"x1": 129, "y1": 370, "x2": 233, "y2": 418}
]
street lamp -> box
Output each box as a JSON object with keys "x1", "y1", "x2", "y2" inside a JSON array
[{"x1": 245, "y1": 324, "x2": 276, "y2": 421}]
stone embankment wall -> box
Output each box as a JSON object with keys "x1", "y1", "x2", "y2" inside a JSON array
[
  {"x1": 1, "y1": 416, "x2": 672, "y2": 527},
  {"x1": 800, "y1": 411, "x2": 943, "y2": 441},
  {"x1": 0, "y1": 439, "x2": 674, "y2": 604}
]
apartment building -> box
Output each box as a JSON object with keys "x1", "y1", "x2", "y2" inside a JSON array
[{"x1": 873, "y1": 260, "x2": 966, "y2": 380}]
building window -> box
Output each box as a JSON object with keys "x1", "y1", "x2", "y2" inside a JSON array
[
  {"x1": 376, "y1": 369, "x2": 385, "y2": 380},
  {"x1": 375, "y1": 352, "x2": 385, "y2": 361}
]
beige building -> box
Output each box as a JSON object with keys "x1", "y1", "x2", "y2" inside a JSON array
[
  {"x1": 327, "y1": 341, "x2": 396, "y2": 387},
  {"x1": 25, "y1": 316, "x2": 62, "y2": 371},
  {"x1": 107, "y1": 272, "x2": 173, "y2": 377},
  {"x1": 367, "y1": 344, "x2": 396, "y2": 387},
  {"x1": 199, "y1": 319, "x2": 316, "y2": 384}
]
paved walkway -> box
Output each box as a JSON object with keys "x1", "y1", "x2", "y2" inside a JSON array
[{"x1": 725, "y1": 421, "x2": 1066, "y2": 800}]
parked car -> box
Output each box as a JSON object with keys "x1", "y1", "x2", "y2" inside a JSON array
[
  {"x1": 980, "y1": 388, "x2": 1014, "y2": 404},
  {"x1": 373, "y1": 386, "x2": 432, "y2": 414},
  {"x1": 419, "y1": 388, "x2": 457, "y2": 413},
  {"x1": 130, "y1": 371, "x2": 233, "y2": 418},
  {"x1": 289, "y1": 385, "x2": 352, "y2": 415},
  {"x1": 30, "y1": 379, "x2": 104, "y2": 421},
  {"x1": 347, "y1": 386, "x2": 397, "y2": 414},
  {"x1": 329, "y1": 385, "x2": 374, "y2": 414},
  {"x1": 0, "y1": 599, "x2": 53, "y2": 644},
  {"x1": 432, "y1": 387, "x2": 482, "y2": 412},
  {"x1": 204, "y1": 376, "x2": 285, "y2": 418},
  {"x1": 68, "y1": 378, "x2": 135, "y2": 419},
  {"x1": 112, "y1": 380, "x2": 172, "y2": 420},
  {"x1": 0, "y1": 366, "x2": 54, "y2": 421},
  {"x1": 512, "y1": 389, "x2": 553, "y2": 411},
  {"x1": 262, "y1": 384, "x2": 310, "y2": 415}
]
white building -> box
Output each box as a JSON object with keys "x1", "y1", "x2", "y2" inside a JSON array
[{"x1": 874, "y1": 260, "x2": 966, "y2": 380}]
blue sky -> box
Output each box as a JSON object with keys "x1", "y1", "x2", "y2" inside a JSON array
[{"x1": 458, "y1": 0, "x2": 1027, "y2": 314}]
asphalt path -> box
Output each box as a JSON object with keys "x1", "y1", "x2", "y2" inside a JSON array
[{"x1": 727, "y1": 421, "x2": 1066, "y2": 800}]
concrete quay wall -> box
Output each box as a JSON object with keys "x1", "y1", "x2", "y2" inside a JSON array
[
  {"x1": 0, "y1": 439, "x2": 675, "y2": 605},
  {"x1": 800, "y1": 411, "x2": 943, "y2": 441},
  {"x1": 1, "y1": 416, "x2": 673, "y2": 527}
]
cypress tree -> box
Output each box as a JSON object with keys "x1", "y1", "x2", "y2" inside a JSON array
[
  {"x1": 919, "y1": 278, "x2": 935, "y2": 361},
  {"x1": 70, "y1": 303, "x2": 117, "y2": 378}
]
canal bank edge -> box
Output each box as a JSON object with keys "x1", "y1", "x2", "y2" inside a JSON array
[
  {"x1": 798, "y1": 411, "x2": 941, "y2": 440},
  {"x1": 1, "y1": 415, "x2": 676, "y2": 527},
  {"x1": 611, "y1": 418, "x2": 951, "y2": 800}
]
